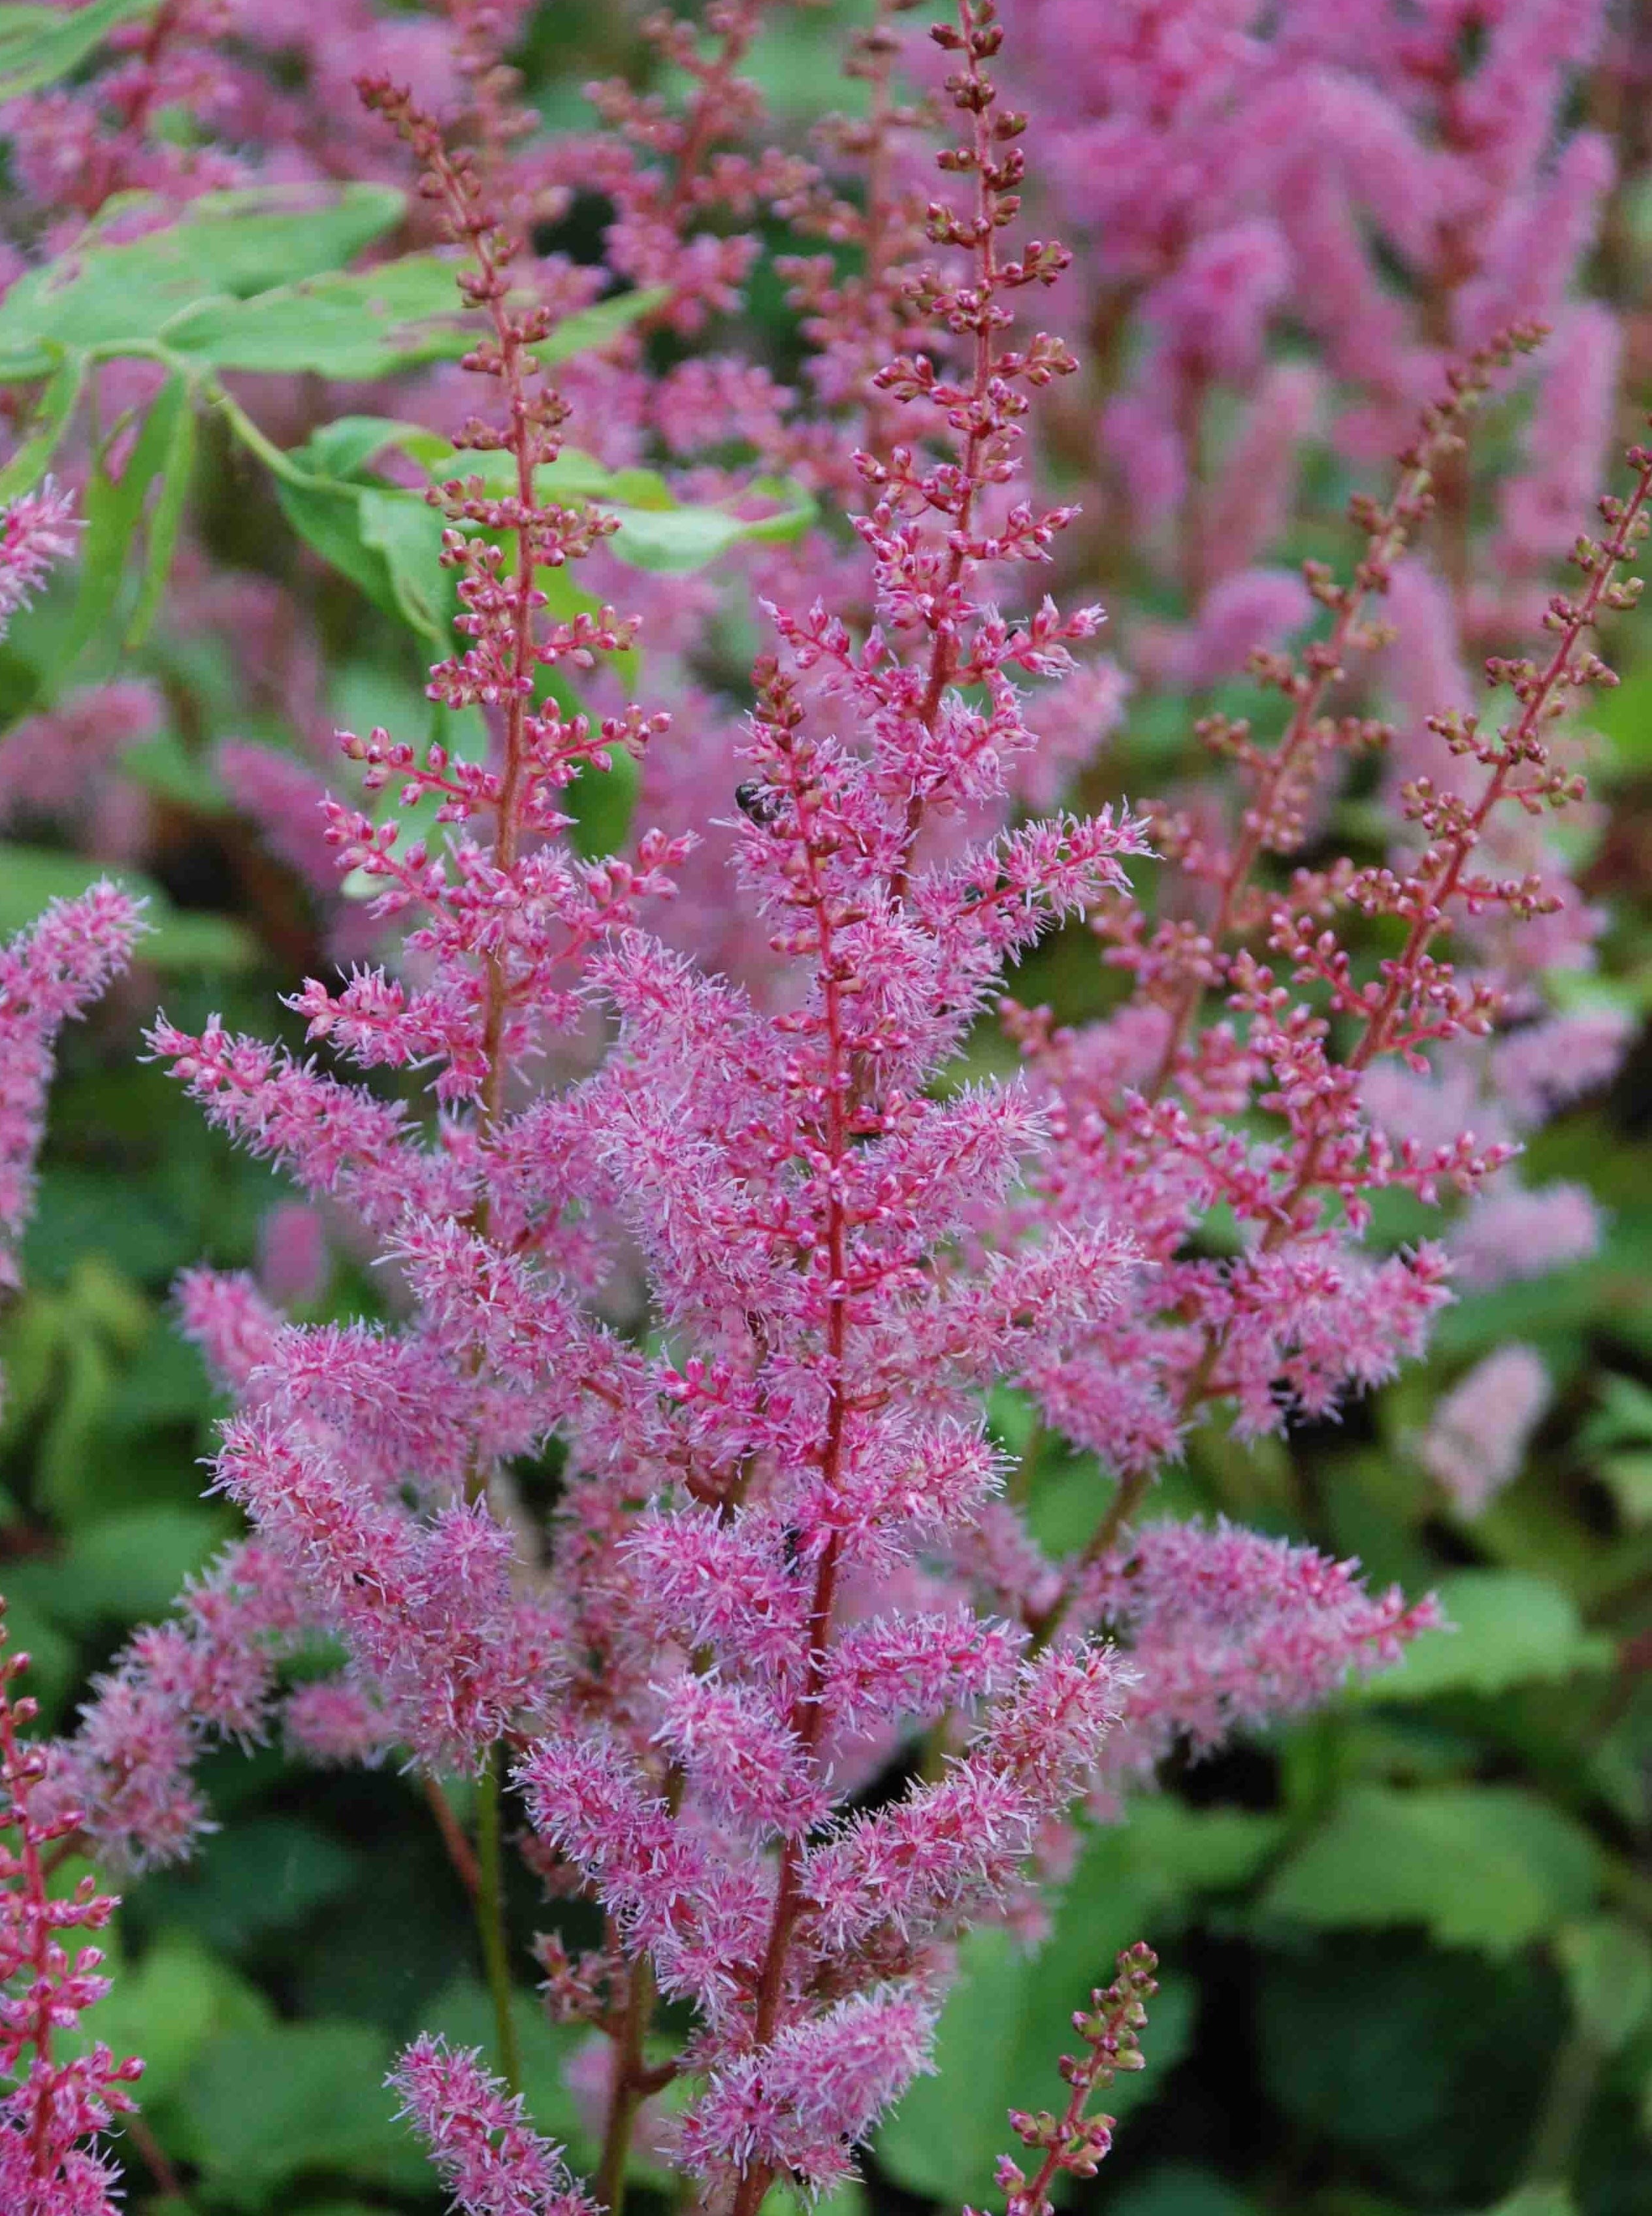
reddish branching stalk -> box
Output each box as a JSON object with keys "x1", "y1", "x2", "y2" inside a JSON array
[
  {"x1": 1141, "y1": 327, "x2": 1546, "y2": 1104},
  {"x1": 976, "y1": 1943, "x2": 1159, "y2": 2216}
]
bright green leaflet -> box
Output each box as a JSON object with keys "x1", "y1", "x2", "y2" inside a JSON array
[
  {"x1": 0, "y1": 0, "x2": 158, "y2": 102},
  {"x1": 0, "y1": 184, "x2": 408, "y2": 379}
]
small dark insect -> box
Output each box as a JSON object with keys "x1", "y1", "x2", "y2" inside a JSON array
[{"x1": 734, "y1": 780, "x2": 785, "y2": 826}]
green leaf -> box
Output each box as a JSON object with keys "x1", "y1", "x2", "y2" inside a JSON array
[
  {"x1": 180, "y1": 2019, "x2": 430, "y2": 2207},
  {"x1": 879, "y1": 1936, "x2": 1195, "y2": 2206},
  {"x1": 1554, "y1": 1915, "x2": 1652, "y2": 2052},
  {"x1": 605, "y1": 474, "x2": 816, "y2": 573},
  {"x1": 419, "y1": 440, "x2": 816, "y2": 573},
  {"x1": 294, "y1": 414, "x2": 452, "y2": 482},
  {"x1": 566, "y1": 746, "x2": 640, "y2": 860},
  {"x1": 0, "y1": 351, "x2": 87, "y2": 501},
  {"x1": 61, "y1": 1933, "x2": 265, "y2": 2107},
  {"x1": 1112, "y1": 2168, "x2": 1256, "y2": 2216},
  {"x1": 1479, "y1": 2191, "x2": 1578, "y2": 2216},
  {"x1": 0, "y1": 845, "x2": 255, "y2": 970},
  {"x1": 166, "y1": 252, "x2": 471, "y2": 380},
  {"x1": 125, "y1": 385, "x2": 195, "y2": 645},
  {"x1": 1579, "y1": 1371, "x2": 1652, "y2": 1454},
  {"x1": 357, "y1": 486, "x2": 451, "y2": 643},
  {"x1": 146, "y1": 1817, "x2": 359, "y2": 1953},
  {"x1": 1365, "y1": 1571, "x2": 1613, "y2": 1703},
  {"x1": 536, "y1": 284, "x2": 670, "y2": 363},
  {"x1": 272, "y1": 473, "x2": 397, "y2": 610},
  {"x1": 27, "y1": 1508, "x2": 221, "y2": 1629},
  {"x1": 61, "y1": 370, "x2": 191, "y2": 666},
  {"x1": 0, "y1": 0, "x2": 157, "y2": 101},
  {"x1": 116, "y1": 726, "x2": 227, "y2": 811},
  {"x1": 0, "y1": 183, "x2": 404, "y2": 378},
  {"x1": 1260, "y1": 1784, "x2": 1600, "y2": 1954}
]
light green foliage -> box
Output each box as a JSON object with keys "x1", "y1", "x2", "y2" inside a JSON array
[
  {"x1": 1261, "y1": 1784, "x2": 1600, "y2": 1955},
  {"x1": 0, "y1": 0, "x2": 159, "y2": 101},
  {"x1": 877, "y1": 1800, "x2": 1281, "y2": 2203}
]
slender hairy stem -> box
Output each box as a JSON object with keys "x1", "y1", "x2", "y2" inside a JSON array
[{"x1": 474, "y1": 1747, "x2": 522, "y2": 2098}]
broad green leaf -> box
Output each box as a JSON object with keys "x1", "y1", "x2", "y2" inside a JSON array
[
  {"x1": 116, "y1": 727, "x2": 227, "y2": 810},
  {"x1": 294, "y1": 414, "x2": 452, "y2": 482},
  {"x1": 1260, "y1": 1784, "x2": 1599, "y2": 1954},
  {"x1": 538, "y1": 283, "x2": 670, "y2": 362},
  {"x1": 180, "y1": 2019, "x2": 430, "y2": 2207},
  {"x1": 0, "y1": 0, "x2": 157, "y2": 101},
  {"x1": 358, "y1": 486, "x2": 451, "y2": 643},
  {"x1": 1579, "y1": 1371, "x2": 1652, "y2": 1453},
  {"x1": 0, "y1": 351, "x2": 86, "y2": 500},
  {"x1": 605, "y1": 474, "x2": 817, "y2": 573},
  {"x1": 1593, "y1": 662, "x2": 1652, "y2": 767},
  {"x1": 566, "y1": 747, "x2": 640, "y2": 860},
  {"x1": 61, "y1": 1934, "x2": 265, "y2": 2107},
  {"x1": 879, "y1": 1936, "x2": 1195, "y2": 2206},
  {"x1": 1480, "y1": 2191, "x2": 1578, "y2": 2216},
  {"x1": 1555, "y1": 1915, "x2": 1652, "y2": 2052},
  {"x1": 144, "y1": 1816, "x2": 359, "y2": 1952},
  {"x1": 166, "y1": 252, "x2": 471, "y2": 379},
  {"x1": 419, "y1": 441, "x2": 815, "y2": 572},
  {"x1": 1112, "y1": 2169, "x2": 1257, "y2": 2216},
  {"x1": 1363, "y1": 1571, "x2": 1613, "y2": 1703},
  {"x1": 273, "y1": 473, "x2": 398, "y2": 612},
  {"x1": 0, "y1": 184, "x2": 404, "y2": 378},
  {"x1": 0, "y1": 844, "x2": 255, "y2": 969},
  {"x1": 25, "y1": 1507, "x2": 222, "y2": 1628}
]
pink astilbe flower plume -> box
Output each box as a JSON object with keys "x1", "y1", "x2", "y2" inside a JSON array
[
  {"x1": 0, "y1": 485, "x2": 78, "y2": 642},
  {"x1": 1, "y1": 887, "x2": 144, "y2": 1294},
  {"x1": 392, "y1": 2036, "x2": 597, "y2": 2216}
]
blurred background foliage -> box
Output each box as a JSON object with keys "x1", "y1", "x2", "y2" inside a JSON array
[{"x1": 5, "y1": 1, "x2": 1652, "y2": 2213}]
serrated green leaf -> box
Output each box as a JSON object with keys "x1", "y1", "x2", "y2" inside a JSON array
[
  {"x1": 0, "y1": 184, "x2": 404, "y2": 378},
  {"x1": 1260, "y1": 1784, "x2": 1600, "y2": 1954},
  {"x1": 180, "y1": 2019, "x2": 429, "y2": 2207},
  {"x1": 167, "y1": 252, "x2": 472, "y2": 379},
  {"x1": 0, "y1": 0, "x2": 157, "y2": 101},
  {"x1": 1365, "y1": 1571, "x2": 1613, "y2": 1703},
  {"x1": 0, "y1": 351, "x2": 86, "y2": 501},
  {"x1": 61, "y1": 1933, "x2": 264, "y2": 2107}
]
